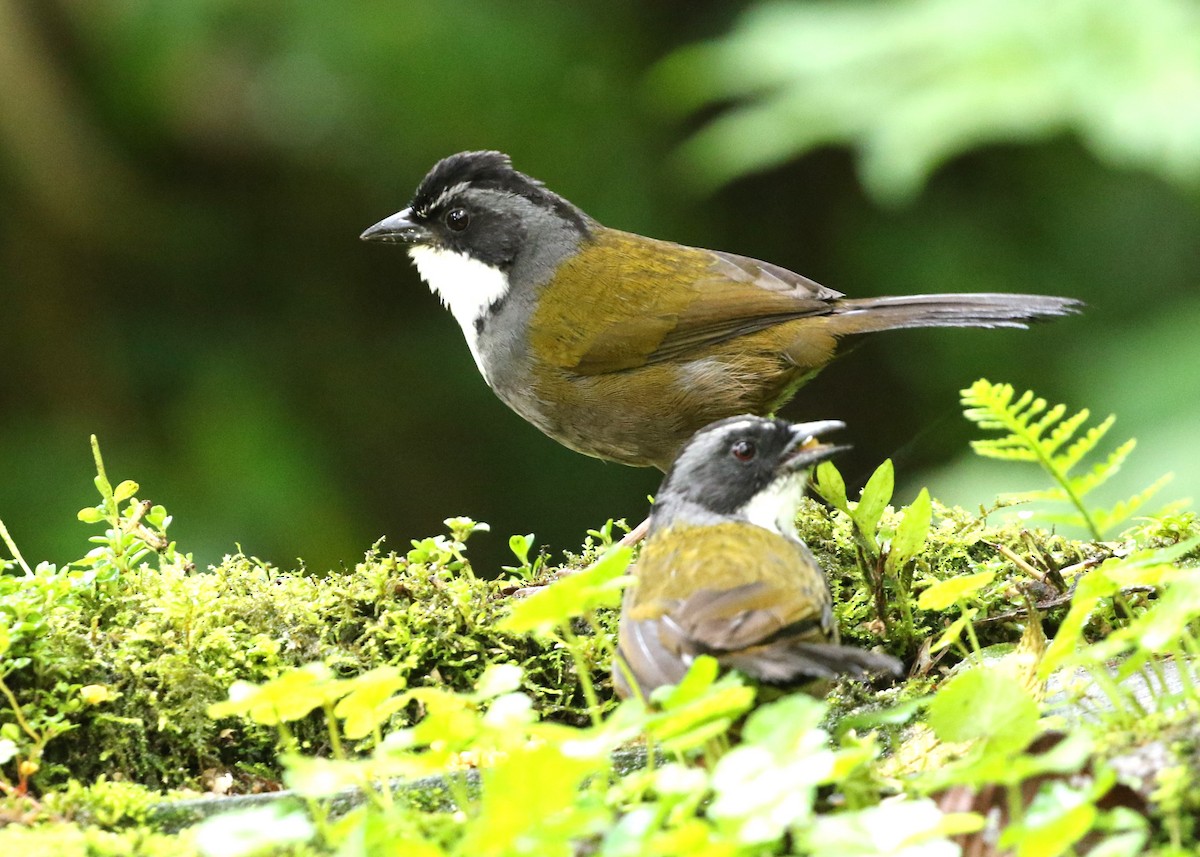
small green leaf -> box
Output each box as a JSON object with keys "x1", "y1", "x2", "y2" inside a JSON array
[
  {"x1": 283, "y1": 755, "x2": 372, "y2": 799},
  {"x1": 208, "y1": 663, "x2": 341, "y2": 725},
  {"x1": 332, "y1": 666, "x2": 408, "y2": 740},
  {"x1": 1000, "y1": 782, "x2": 1097, "y2": 857},
  {"x1": 646, "y1": 662, "x2": 756, "y2": 751},
  {"x1": 927, "y1": 667, "x2": 1038, "y2": 752},
  {"x1": 499, "y1": 546, "x2": 631, "y2": 636},
  {"x1": 794, "y1": 799, "x2": 967, "y2": 856},
  {"x1": 917, "y1": 571, "x2": 995, "y2": 611},
  {"x1": 834, "y1": 696, "x2": 927, "y2": 738},
  {"x1": 854, "y1": 458, "x2": 894, "y2": 545},
  {"x1": 76, "y1": 507, "x2": 105, "y2": 524},
  {"x1": 812, "y1": 460, "x2": 848, "y2": 512},
  {"x1": 113, "y1": 480, "x2": 139, "y2": 503},
  {"x1": 508, "y1": 533, "x2": 534, "y2": 566},
  {"x1": 656, "y1": 653, "x2": 720, "y2": 707},
  {"x1": 929, "y1": 608, "x2": 978, "y2": 653},
  {"x1": 886, "y1": 487, "x2": 932, "y2": 577}
]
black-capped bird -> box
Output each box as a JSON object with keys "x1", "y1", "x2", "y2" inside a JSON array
[
  {"x1": 362, "y1": 151, "x2": 1080, "y2": 473},
  {"x1": 612, "y1": 416, "x2": 901, "y2": 699}
]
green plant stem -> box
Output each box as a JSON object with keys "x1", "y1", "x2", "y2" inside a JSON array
[
  {"x1": 0, "y1": 675, "x2": 41, "y2": 745},
  {"x1": 1005, "y1": 781, "x2": 1025, "y2": 826},
  {"x1": 445, "y1": 771, "x2": 475, "y2": 818},
  {"x1": 1114, "y1": 594, "x2": 1174, "y2": 703},
  {"x1": 960, "y1": 603, "x2": 982, "y2": 654},
  {"x1": 322, "y1": 703, "x2": 346, "y2": 760},
  {"x1": 89, "y1": 435, "x2": 118, "y2": 521},
  {"x1": 894, "y1": 577, "x2": 915, "y2": 643},
  {"x1": 1145, "y1": 657, "x2": 1171, "y2": 701},
  {"x1": 992, "y1": 407, "x2": 1101, "y2": 539},
  {"x1": 560, "y1": 623, "x2": 603, "y2": 728},
  {"x1": 0, "y1": 518, "x2": 33, "y2": 577}
]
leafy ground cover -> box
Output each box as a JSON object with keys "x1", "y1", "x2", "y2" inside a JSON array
[{"x1": 1, "y1": 380, "x2": 1198, "y2": 856}]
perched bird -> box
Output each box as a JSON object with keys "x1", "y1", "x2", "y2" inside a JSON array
[
  {"x1": 362, "y1": 150, "x2": 1081, "y2": 472},
  {"x1": 612, "y1": 415, "x2": 901, "y2": 699}
]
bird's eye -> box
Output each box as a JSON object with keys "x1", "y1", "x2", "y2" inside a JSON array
[
  {"x1": 445, "y1": 208, "x2": 470, "y2": 231},
  {"x1": 731, "y1": 440, "x2": 757, "y2": 462}
]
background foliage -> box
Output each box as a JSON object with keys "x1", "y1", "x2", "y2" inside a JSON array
[{"x1": 2, "y1": 0, "x2": 1197, "y2": 573}]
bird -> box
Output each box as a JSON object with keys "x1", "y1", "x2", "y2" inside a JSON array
[
  {"x1": 611, "y1": 415, "x2": 902, "y2": 699},
  {"x1": 361, "y1": 150, "x2": 1081, "y2": 474}
]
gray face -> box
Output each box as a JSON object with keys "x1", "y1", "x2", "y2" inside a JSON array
[
  {"x1": 651, "y1": 415, "x2": 844, "y2": 533},
  {"x1": 659, "y1": 416, "x2": 804, "y2": 516},
  {"x1": 360, "y1": 151, "x2": 592, "y2": 387}
]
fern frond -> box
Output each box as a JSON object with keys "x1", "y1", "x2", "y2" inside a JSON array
[
  {"x1": 1070, "y1": 438, "x2": 1136, "y2": 500},
  {"x1": 998, "y1": 488, "x2": 1069, "y2": 505},
  {"x1": 961, "y1": 379, "x2": 1166, "y2": 540},
  {"x1": 1057, "y1": 414, "x2": 1115, "y2": 475},
  {"x1": 1092, "y1": 473, "x2": 1174, "y2": 536},
  {"x1": 1042, "y1": 407, "x2": 1090, "y2": 459}
]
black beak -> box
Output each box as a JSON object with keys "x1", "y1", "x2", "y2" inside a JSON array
[
  {"x1": 780, "y1": 419, "x2": 848, "y2": 472},
  {"x1": 360, "y1": 208, "x2": 431, "y2": 245}
]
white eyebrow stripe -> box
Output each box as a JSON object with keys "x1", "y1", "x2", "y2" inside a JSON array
[{"x1": 426, "y1": 181, "x2": 473, "y2": 213}]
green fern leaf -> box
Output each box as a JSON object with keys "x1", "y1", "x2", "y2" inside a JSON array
[
  {"x1": 1091, "y1": 473, "x2": 1175, "y2": 536},
  {"x1": 961, "y1": 379, "x2": 1167, "y2": 540},
  {"x1": 1057, "y1": 414, "x2": 1115, "y2": 475},
  {"x1": 1070, "y1": 438, "x2": 1136, "y2": 500},
  {"x1": 1042, "y1": 407, "x2": 1090, "y2": 459}
]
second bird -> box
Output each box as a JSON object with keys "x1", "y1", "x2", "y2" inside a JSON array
[
  {"x1": 362, "y1": 151, "x2": 1080, "y2": 472},
  {"x1": 612, "y1": 415, "x2": 901, "y2": 699}
]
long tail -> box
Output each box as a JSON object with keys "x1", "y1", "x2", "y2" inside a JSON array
[{"x1": 827, "y1": 293, "x2": 1082, "y2": 334}]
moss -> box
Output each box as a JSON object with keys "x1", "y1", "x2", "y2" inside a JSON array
[
  {"x1": 5, "y1": 540, "x2": 613, "y2": 793},
  {"x1": 0, "y1": 821, "x2": 201, "y2": 856},
  {"x1": 1, "y1": 499, "x2": 1198, "y2": 857},
  {"x1": 7, "y1": 503, "x2": 1198, "y2": 795}
]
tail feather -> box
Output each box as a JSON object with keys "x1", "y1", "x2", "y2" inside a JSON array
[
  {"x1": 722, "y1": 641, "x2": 903, "y2": 685},
  {"x1": 828, "y1": 293, "x2": 1082, "y2": 334}
]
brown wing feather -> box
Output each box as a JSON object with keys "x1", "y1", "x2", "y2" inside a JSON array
[
  {"x1": 617, "y1": 522, "x2": 901, "y2": 697},
  {"x1": 551, "y1": 233, "x2": 839, "y2": 375}
]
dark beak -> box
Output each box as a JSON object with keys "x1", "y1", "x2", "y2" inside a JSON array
[
  {"x1": 360, "y1": 208, "x2": 431, "y2": 245},
  {"x1": 780, "y1": 419, "x2": 848, "y2": 472}
]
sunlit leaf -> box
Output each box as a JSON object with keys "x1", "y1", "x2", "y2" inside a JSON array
[
  {"x1": 929, "y1": 608, "x2": 978, "y2": 653},
  {"x1": 927, "y1": 666, "x2": 1038, "y2": 752},
  {"x1": 917, "y1": 571, "x2": 995, "y2": 611},
  {"x1": 854, "y1": 459, "x2": 894, "y2": 546},
  {"x1": 887, "y1": 487, "x2": 932, "y2": 577},
  {"x1": 813, "y1": 460, "x2": 849, "y2": 513},
  {"x1": 332, "y1": 666, "x2": 408, "y2": 740},
  {"x1": 207, "y1": 662, "x2": 341, "y2": 725},
  {"x1": 499, "y1": 546, "x2": 631, "y2": 636}
]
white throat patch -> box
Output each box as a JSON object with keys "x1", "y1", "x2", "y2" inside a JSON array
[
  {"x1": 408, "y1": 246, "x2": 510, "y2": 382},
  {"x1": 741, "y1": 472, "x2": 805, "y2": 539}
]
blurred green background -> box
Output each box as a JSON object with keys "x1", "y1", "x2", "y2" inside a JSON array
[{"x1": 2, "y1": 0, "x2": 1197, "y2": 574}]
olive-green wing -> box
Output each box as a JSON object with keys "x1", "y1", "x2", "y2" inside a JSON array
[
  {"x1": 630, "y1": 525, "x2": 833, "y2": 653},
  {"x1": 543, "y1": 232, "x2": 841, "y2": 375}
]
